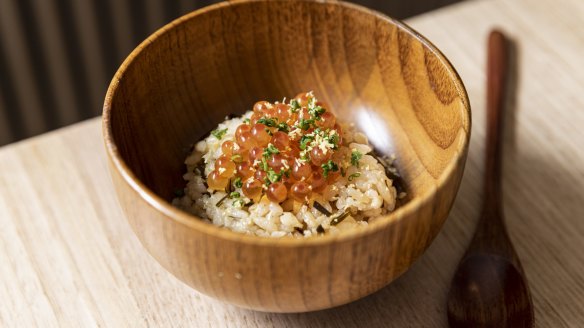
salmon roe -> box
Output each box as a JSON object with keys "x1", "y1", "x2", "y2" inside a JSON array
[{"x1": 209, "y1": 92, "x2": 343, "y2": 203}]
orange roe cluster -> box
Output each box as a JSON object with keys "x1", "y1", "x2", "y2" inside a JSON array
[{"x1": 206, "y1": 92, "x2": 344, "y2": 203}]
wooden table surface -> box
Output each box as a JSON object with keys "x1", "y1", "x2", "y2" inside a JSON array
[{"x1": 2, "y1": 0, "x2": 584, "y2": 326}]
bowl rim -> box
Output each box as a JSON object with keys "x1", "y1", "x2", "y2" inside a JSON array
[{"x1": 102, "y1": 0, "x2": 471, "y2": 247}]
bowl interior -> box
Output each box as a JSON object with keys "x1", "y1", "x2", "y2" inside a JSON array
[{"x1": 106, "y1": 1, "x2": 469, "y2": 227}]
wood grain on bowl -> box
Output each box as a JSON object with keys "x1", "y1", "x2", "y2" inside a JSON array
[{"x1": 103, "y1": 0, "x2": 470, "y2": 312}]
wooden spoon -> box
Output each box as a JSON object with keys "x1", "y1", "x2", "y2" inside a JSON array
[{"x1": 446, "y1": 30, "x2": 534, "y2": 327}]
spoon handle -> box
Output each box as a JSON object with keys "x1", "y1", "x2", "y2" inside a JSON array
[
  {"x1": 484, "y1": 30, "x2": 508, "y2": 211},
  {"x1": 469, "y1": 30, "x2": 517, "y2": 258}
]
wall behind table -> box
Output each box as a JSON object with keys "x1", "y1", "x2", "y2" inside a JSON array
[{"x1": 0, "y1": 0, "x2": 463, "y2": 146}]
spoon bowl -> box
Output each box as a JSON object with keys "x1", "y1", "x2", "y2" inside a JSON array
[{"x1": 448, "y1": 254, "x2": 534, "y2": 327}]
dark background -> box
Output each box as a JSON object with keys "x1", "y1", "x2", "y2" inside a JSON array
[{"x1": 0, "y1": 0, "x2": 464, "y2": 146}]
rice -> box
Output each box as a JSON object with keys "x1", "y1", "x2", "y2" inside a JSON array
[{"x1": 172, "y1": 94, "x2": 399, "y2": 238}]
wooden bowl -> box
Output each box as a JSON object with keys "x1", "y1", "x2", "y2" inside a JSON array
[{"x1": 103, "y1": 0, "x2": 470, "y2": 313}]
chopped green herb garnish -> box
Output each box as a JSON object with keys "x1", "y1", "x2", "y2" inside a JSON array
[
  {"x1": 173, "y1": 189, "x2": 185, "y2": 197},
  {"x1": 267, "y1": 169, "x2": 282, "y2": 184},
  {"x1": 326, "y1": 133, "x2": 340, "y2": 149},
  {"x1": 260, "y1": 157, "x2": 269, "y2": 171},
  {"x1": 257, "y1": 117, "x2": 277, "y2": 127},
  {"x1": 263, "y1": 143, "x2": 280, "y2": 157},
  {"x1": 348, "y1": 172, "x2": 361, "y2": 181},
  {"x1": 277, "y1": 122, "x2": 289, "y2": 132},
  {"x1": 229, "y1": 191, "x2": 240, "y2": 198},
  {"x1": 289, "y1": 99, "x2": 301, "y2": 112},
  {"x1": 300, "y1": 151, "x2": 310, "y2": 162},
  {"x1": 211, "y1": 128, "x2": 228, "y2": 140},
  {"x1": 232, "y1": 199, "x2": 245, "y2": 207},
  {"x1": 351, "y1": 150, "x2": 363, "y2": 167},
  {"x1": 243, "y1": 118, "x2": 250, "y2": 124},
  {"x1": 308, "y1": 105, "x2": 325, "y2": 117},
  {"x1": 233, "y1": 177, "x2": 243, "y2": 188},
  {"x1": 299, "y1": 135, "x2": 314, "y2": 150},
  {"x1": 307, "y1": 95, "x2": 316, "y2": 109},
  {"x1": 231, "y1": 154, "x2": 243, "y2": 162},
  {"x1": 321, "y1": 160, "x2": 339, "y2": 178},
  {"x1": 297, "y1": 118, "x2": 314, "y2": 130}
]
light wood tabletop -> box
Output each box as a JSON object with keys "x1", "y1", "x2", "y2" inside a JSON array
[{"x1": 2, "y1": 0, "x2": 583, "y2": 326}]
